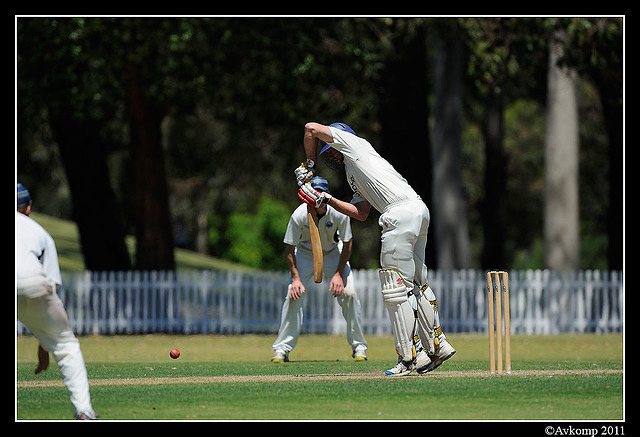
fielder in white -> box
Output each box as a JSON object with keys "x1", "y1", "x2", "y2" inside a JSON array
[
  {"x1": 296, "y1": 122, "x2": 456, "y2": 376},
  {"x1": 272, "y1": 176, "x2": 368, "y2": 363},
  {"x1": 16, "y1": 183, "x2": 97, "y2": 419}
]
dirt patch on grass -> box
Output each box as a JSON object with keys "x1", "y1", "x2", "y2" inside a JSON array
[{"x1": 17, "y1": 368, "x2": 622, "y2": 388}]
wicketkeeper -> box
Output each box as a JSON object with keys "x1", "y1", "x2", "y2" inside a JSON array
[
  {"x1": 271, "y1": 176, "x2": 368, "y2": 363},
  {"x1": 295, "y1": 122, "x2": 456, "y2": 376}
]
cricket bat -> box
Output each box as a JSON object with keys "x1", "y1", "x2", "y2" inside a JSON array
[{"x1": 307, "y1": 204, "x2": 323, "y2": 283}]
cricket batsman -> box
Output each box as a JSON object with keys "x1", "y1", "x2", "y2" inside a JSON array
[
  {"x1": 272, "y1": 176, "x2": 368, "y2": 363},
  {"x1": 295, "y1": 122, "x2": 456, "y2": 376}
]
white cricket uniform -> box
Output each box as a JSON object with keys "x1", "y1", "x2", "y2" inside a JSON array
[
  {"x1": 327, "y1": 127, "x2": 447, "y2": 361},
  {"x1": 328, "y1": 127, "x2": 429, "y2": 288},
  {"x1": 16, "y1": 211, "x2": 95, "y2": 418},
  {"x1": 272, "y1": 204, "x2": 367, "y2": 355}
]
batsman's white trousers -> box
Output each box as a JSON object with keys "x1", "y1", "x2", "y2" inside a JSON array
[
  {"x1": 272, "y1": 248, "x2": 367, "y2": 354},
  {"x1": 379, "y1": 199, "x2": 430, "y2": 292},
  {"x1": 378, "y1": 199, "x2": 446, "y2": 358},
  {"x1": 17, "y1": 274, "x2": 95, "y2": 417}
]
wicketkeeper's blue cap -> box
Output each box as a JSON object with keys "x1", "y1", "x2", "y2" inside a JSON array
[
  {"x1": 310, "y1": 176, "x2": 330, "y2": 193},
  {"x1": 319, "y1": 122, "x2": 356, "y2": 155},
  {"x1": 17, "y1": 183, "x2": 31, "y2": 207}
]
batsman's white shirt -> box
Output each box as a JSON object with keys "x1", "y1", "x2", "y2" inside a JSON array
[
  {"x1": 327, "y1": 126, "x2": 430, "y2": 289},
  {"x1": 283, "y1": 203, "x2": 352, "y2": 255},
  {"x1": 328, "y1": 126, "x2": 421, "y2": 213}
]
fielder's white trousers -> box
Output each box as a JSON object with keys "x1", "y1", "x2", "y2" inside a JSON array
[
  {"x1": 17, "y1": 274, "x2": 95, "y2": 417},
  {"x1": 272, "y1": 248, "x2": 367, "y2": 355}
]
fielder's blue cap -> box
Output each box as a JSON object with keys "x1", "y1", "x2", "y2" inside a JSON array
[
  {"x1": 319, "y1": 122, "x2": 356, "y2": 155},
  {"x1": 309, "y1": 176, "x2": 330, "y2": 193},
  {"x1": 17, "y1": 183, "x2": 31, "y2": 207}
]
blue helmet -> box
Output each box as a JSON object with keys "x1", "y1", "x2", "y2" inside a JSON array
[
  {"x1": 17, "y1": 183, "x2": 31, "y2": 207},
  {"x1": 319, "y1": 122, "x2": 356, "y2": 155},
  {"x1": 309, "y1": 176, "x2": 330, "y2": 193}
]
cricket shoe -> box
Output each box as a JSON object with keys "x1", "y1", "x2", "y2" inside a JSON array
[
  {"x1": 271, "y1": 350, "x2": 289, "y2": 363},
  {"x1": 352, "y1": 348, "x2": 368, "y2": 361},
  {"x1": 417, "y1": 339, "x2": 456, "y2": 374},
  {"x1": 385, "y1": 357, "x2": 416, "y2": 376},
  {"x1": 414, "y1": 349, "x2": 431, "y2": 370},
  {"x1": 75, "y1": 411, "x2": 99, "y2": 420}
]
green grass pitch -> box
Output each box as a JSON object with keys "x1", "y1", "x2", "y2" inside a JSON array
[{"x1": 16, "y1": 333, "x2": 624, "y2": 422}]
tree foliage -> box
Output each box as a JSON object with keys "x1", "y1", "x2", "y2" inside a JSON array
[{"x1": 16, "y1": 17, "x2": 623, "y2": 271}]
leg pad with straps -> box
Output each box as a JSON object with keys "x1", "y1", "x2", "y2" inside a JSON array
[{"x1": 379, "y1": 268, "x2": 415, "y2": 361}]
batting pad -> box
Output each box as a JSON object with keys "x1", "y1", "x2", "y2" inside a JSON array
[
  {"x1": 414, "y1": 291, "x2": 436, "y2": 355},
  {"x1": 379, "y1": 268, "x2": 415, "y2": 361}
]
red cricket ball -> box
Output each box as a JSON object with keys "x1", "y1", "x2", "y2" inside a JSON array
[{"x1": 170, "y1": 348, "x2": 180, "y2": 359}]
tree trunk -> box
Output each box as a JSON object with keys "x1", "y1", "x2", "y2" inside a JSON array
[
  {"x1": 51, "y1": 117, "x2": 132, "y2": 271},
  {"x1": 379, "y1": 26, "x2": 435, "y2": 267},
  {"x1": 544, "y1": 31, "x2": 580, "y2": 271},
  {"x1": 126, "y1": 62, "x2": 176, "y2": 271},
  {"x1": 588, "y1": 56, "x2": 623, "y2": 271},
  {"x1": 481, "y1": 92, "x2": 508, "y2": 270},
  {"x1": 432, "y1": 36, "x2": 470, "y2": 269}
]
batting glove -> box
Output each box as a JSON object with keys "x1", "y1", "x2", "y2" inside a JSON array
[
  {"x1": 294, "y1": 159, "x2": 316, "y2": 187},
  {"x1": 298, "y1": 182, "x2": 332, "y2": 208}
]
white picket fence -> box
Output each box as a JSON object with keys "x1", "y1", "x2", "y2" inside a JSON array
[{"x1": 16, "y1": 269, "x2": 623, "y2": 336}]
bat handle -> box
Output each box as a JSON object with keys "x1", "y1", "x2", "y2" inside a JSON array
[
  {"x1": 307, "y1": 204, "x2": 317, "y2": 218},
  {"x1": 307, "y1": 205, "x2": 323, "y2": 283}
]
